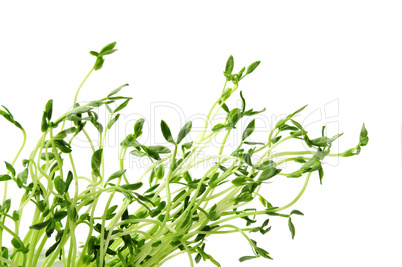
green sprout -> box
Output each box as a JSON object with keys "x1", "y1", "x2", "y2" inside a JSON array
[{"x1": 0, "y1": 42, "x2": 368, "y2": 267}]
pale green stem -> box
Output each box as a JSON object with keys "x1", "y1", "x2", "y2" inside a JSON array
[
  {"x1": 73, "y1": 67, "x2": 94, "y2": 106},
  {"x1": 271, "y1": 172, "x2": 312, "y2": 213}
]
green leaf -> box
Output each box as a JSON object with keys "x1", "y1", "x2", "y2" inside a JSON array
[
  {"x1": 221, "y1": 88, "x2": 232, "y2": 101},
  {"x1": 121, "y1": 134, "x2": 141, "y2": 148},
  {"x1": 173, "y1": 190, "x2": 187, "y2": 202},
  {"x1": 1, "y1": 199, "x2": 11, "y2": 212},
  {"x1": 195, "y1": 253, "x2": 202, "y2": 263},
  {"x1": 91, "y1": 149, "x2": 103, "y2": 177},
  {"x1": 287, "y1": 170, "x2": 303, "y2": 178},
  {"x1": 121, "y1": 182, "x2": 143, "y2": 191},
  {"x1": 242, "y1": 107, "x2": 266, "y2": 116},
  {"x1": 242, "y1": 119, "x2": 255, "y2": 141},
  {"x1": 17, "y1": 168, "x2": 28, "y2": 184},
  {"x1": 177, "y1": 121, "x2": 192, "y2": 144},
  {"x1": 89, "y1": 51, "x2": 99, "y2": 57},
  {"x1": 100, "y1": 49, "x2": 117, "y2": 56},
  {"x1": 257, "y1": 160, "x2": 275, "y2": 170},
  {"x1": 240, "y1": 91, "x2": 246, "y2": 112},
  {"x1": 330, "y1": 133, "x2": 343, "y2": 143},
  {"x1": 258, "y1": 167, "x2": 281, "y2": 181},
  {"x1": 145, "y1": 184, "x2": 160, "y2": 194},
  {"x1": 290, "y1": 210, "x2": 304, "y2": 216},
  {"x1": 246, "y1": 60, "x2": 261, "y2": 75},
  {"x1": 107, "y1": 205, "x2": 118, "y2": 216},
  {"x1": 54, "y1": 176, "x2": 66, "y2": 195},
  {"x1": 134, "y1": 192, "x2": 155, "y2": 207},
  {"x1": 227, "y1": 108, "x2": 242, "y2": 128},
  {"x1": 238, "y1": 66, "x2": 246, "y2": 78},
  {"x1": 288, "y1": 218, "x2": 296, "y2": 239},
  {"x1": 278, "y1": 124, "x2": 299, "y2": 132},
  {"x1": 208, "y1": 204, "x2": 218, "y2": 221},
  {"x1": 65, "y1": 171, "x2": 73, "y2": 192},
  {"x1": 0, "y1": 106, "x2": 23, "y2": 129},
  {"x1": 107, "y1": 113, "x2": 120, "y2": 129},
  {"x1": 183, "y1": 171, "x2": 192, "y2": 183},
  {"x1": 41, "y1": 111, "x2": 48, "y2": 132},
  {"x1": 232, "y1": 176, "x2": 248, "y2": 186},
  {"x1": 160, "y1": 120, "x2": 175, "y2": 144},
  {"x1": 29, "y1": 220, "x2": 50, "y2": 230},
  {"x1": 53, "y1": 140, "x2": 72, "y2": 153},
  {"x1": 180, "y1": 211, "x2": 192, "y2": 229},
  {"x1": 12, "y1": 210, "x2": 19, "y2": 221},
  {"x1": 271, "y1": 136, "x2": 282, "y2": 144},
  {"x1": 157, "y1": 201, "x2": 166, "y2": 210},
  {"x1": 244, "y1": 141, "x2": 264, "y2": 145},
  {"x1": 147, "y1": 145, "x2": 171, "y2": 154},
  {"x1": 224, "y1": 55, "x2": 234, "y2": 75},
  {"x1": 53, "y1": 127, "x2": 77, "y2": 140},
  {"x1": 310, "y1": 137, "x2": 330, "y2": 147},
  {"x1": 100, "y1": 42, "x2": 117, "y2": 55},
  {"x1": 243, "y1": 153, "x2": 253, "y2": 166},
  {"x1": 108, "y1": 84, "x2": 129, "y2": 98},
  {"x1": 182, "y1": 141, "x2": 193, "y2": 150},
  {"x1": 290, "y1": 105, "x2": 307, "y2": 118},
  {"x1": 134, "y1": 118, "x2": 145, "y2": 139},
  {"x1": 107, "y1": 169, "x2": 126, "y2": 183},
  {"x1": 45, "y1": 241, "x2": 60, "y2": 257},
  {"x1": 218, "y1": 100, "x2": 229, "y2": 113},
  {"x1": 70, "y1": 106, "x2": 93, "y2": 115},
  {"x1": 11, "y1": 238, "x2": 21, "y2": 249},
  {"x1": 94, "y1": 57, "x2": 105, "y2": 71},
  {"x1": 151, "y1": 241, "x2": 162, "y2": 248},
  {"x1": 359, "y1": 123, "x2": 369, "y2": 146},
  {"x1": 6, "y1": 163, "x2": 19, "y2": 175},
  {"x1": 45, "y1": 99, "x2": 53, "y2": 121},
  {"x1": 212, "y1": 123, "x2": 228, "y2": 132},
  {"x1": 255, "y1": 247, "x2": 272, "y2": 259},
  {"x1": 114, "y1": 99, "x2": 131, "y2": 113},
  {"x1": 301, "y1": 156, "x2": 318, "y2": 171},
  {"x1": 239, "y1": 255, "x2": 259, "y2": 262},
  {"x1": 294, "y1": 156, "x2": 307, "y2": 163},
  {"x1": 290, "y1": 119, "x2": 304, "y2": 131},
  {"x1": 141, "y1": 146, "x2": 161, "y2": 160},
  {"x1": 54, "y1": 211, "x2": 68, "y2": 221},
  {"x1": 130, "y1": 150, "x2": 147, "y2": 157},
  {"x1": 0, "y1": 174, "x2": 12, "y2": 182},
  {"x1": 318, "y1": 166, "x2": 324, "y2": 184}
]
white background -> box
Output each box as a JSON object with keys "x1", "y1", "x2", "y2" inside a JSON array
[{"x1": 0, "y1": 1, "x2": 401, "y2": 266}]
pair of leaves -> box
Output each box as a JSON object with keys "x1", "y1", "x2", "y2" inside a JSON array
[
  {"x1": 287, "y1": 210, "x2": 304, "y2": 239},
  {"x1": 194, "y1": 244, "x2": 221, "y2": 267},
  {"x1": 54, "y1": 171, "x2": 73, "y2": 195},
  {"x1": 239, "y1": 239, "x2": 272, "y2": 262},
  {"x1": 341, "y1": 124, "x2": 369, "y2": 157},
  {"x1": 161, "y1": 120, "x2": 192, "y2": 145},
  {"x1": 224, "y1": 55, "x2": 261, "y2": 82},
  {"x1": 90, "y1": 42, "x2": 117, "y2": 71},
  {"x1": 11, "y1": 237, "x2": 28, "y2": 254},
  {"x1": 275, "y1": 105, "x2": 308, "y2": 130},
  {"x1": 0, "y1": 105, "x2": 23, "y2": 130}
]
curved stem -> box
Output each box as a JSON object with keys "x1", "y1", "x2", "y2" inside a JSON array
[
  {"x1": 73, "y1": 67, "x2": 94, "y2": 106},
  {"x1": 181, "y1": 241, "x2": 194, "y2": 267},
  {"x1": 272, "y1": 172, "x2": 312, "y2": 213}
]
